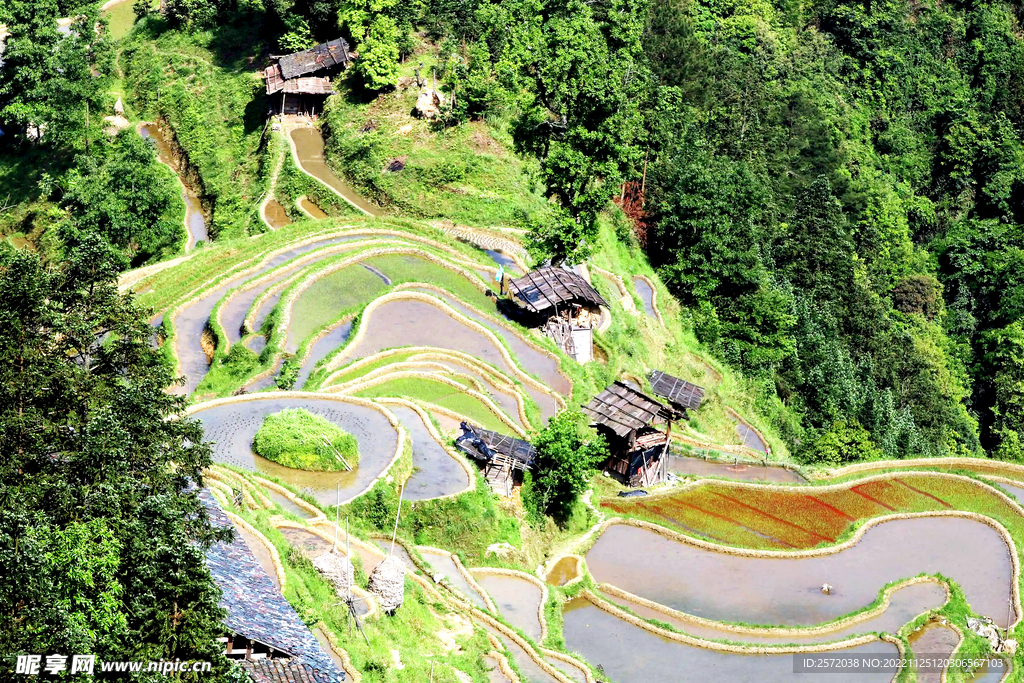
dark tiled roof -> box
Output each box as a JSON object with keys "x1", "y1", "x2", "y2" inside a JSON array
[
  {"x1": 582, "y1": 381, "x2": 672, "y2": 437},
  {"x1": 277, "y1": 38, "x2": 350, "y2": 81},
  {"x1": 508, "y1": 265, "x2": 608, "y2": 314},
  {"x1": 264, "y1": 64, "x2": 334, "y2": 96},
  {"x1": 199, "y1": 491, "x2": 344, "y2": 683},
  {"x1": 241, "y1": 658, "x2": 331, "y2": 683},
  {"x1": 456, "y1": 422, "x2": 536, "y2": 468},
  {"x1": 648, "y1": 370, "x2": 706, "y2": 411}
]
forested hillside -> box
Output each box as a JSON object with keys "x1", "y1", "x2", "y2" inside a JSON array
[{"x1": 2, "y1": 0, "x2": 1023, "y2": 468}]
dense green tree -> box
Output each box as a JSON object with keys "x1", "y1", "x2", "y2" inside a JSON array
[
  {"x1": 0, "y1": 236, "x2": 232, "y2": 678},
  {"x1": 523, "y1": 410, "x2": 607, "y2": 524},
  {"x1": 354, "y1": 15, "x2": 401, "y2": 91},
  {"x1": 0, "y1": 0, "x2": 107, "y2": 149},
  {"x1": 59, "y1": 129, "x2": 183, "y2": 265}
]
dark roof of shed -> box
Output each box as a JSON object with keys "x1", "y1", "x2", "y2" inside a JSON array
[
  {"x1": 241, "y1": 658, "x2": 336, "y2": 683},
  {"x1": 199, "y1": 491, "x2": 344, "y2": 683},
  {"x1": 582, "y1": 381, "x2": 673, "y2": 437},
  {"x1": 648, "y1": 370, "x2": 706, "y2": 411},
  {"x1": 277, "y1": 38, "x2": 350, "y2": 81},
  {"x1": 508, "y1": 265, "x2": 608, "y2": 314},
  {"x1": 456, "y1": 423, "x2": 536, "y2": 467}
]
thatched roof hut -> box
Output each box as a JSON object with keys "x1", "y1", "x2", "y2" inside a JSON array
[{"x1": 583, "y1": 382, "x2": 675, "y2": 487}]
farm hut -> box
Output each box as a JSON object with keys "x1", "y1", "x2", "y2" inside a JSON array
[
  {"x1": 582, "y1": 382, "x2": 676, "y2": 487},
  {"x1": 264, "y1": 37, "x2": 352, "y2": 116},
  {"x1": 647, "y1": 370, "x2": 706, "y2": 418},
  {"x1": 199, "y1": 490, "x2": 345, "y2": 682},
  {"x1": 456, "y1": 422, "x2": 536, "y2": 497},
  {"x1": 507, "y1": 265, "x2": 608, "y2": 363}
]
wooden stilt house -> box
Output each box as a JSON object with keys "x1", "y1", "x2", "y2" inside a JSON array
[
  {"x1": 264, "y1": 38, "x2": 352, "y2": 116},
  {"x1": 583, "y1": 382, "x2": 677, "y2": 487},
  {"x1": 455, "y1": 422, "x2": 536, "y2": 497},
  {"x1": 507, "y1": 265, "x2": 608, "y2": 363}
]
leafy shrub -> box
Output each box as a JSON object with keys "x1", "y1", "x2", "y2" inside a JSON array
[
  {"x1": 253, "y1": 408, "x2": 359, "y2": 470},
  {"x1": 221, "y1": 343, "x2": 259, "y2": 378}
]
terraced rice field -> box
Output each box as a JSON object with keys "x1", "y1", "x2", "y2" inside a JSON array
[{"x1": 602, "y1": 473, "x2": 1017, "y2": 550}]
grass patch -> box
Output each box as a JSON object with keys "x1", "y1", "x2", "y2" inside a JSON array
[
  {"x1": 318, "y1": 39, "x2": 548, "y2": 229},
  {"x1": 253, "y1": 408, "x2": 359, "y2": 470},
  {"x1": 287, "y1": 261, "x2": 390, "y2": 347},
  {"x1": 354, "y1": 376, "x2": 512, "y2": 432}
]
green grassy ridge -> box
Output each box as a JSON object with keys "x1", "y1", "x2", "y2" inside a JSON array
[
  {"x1": 354, "y1": 376, "x2": 513, "y2": 433},
  {"x1": 120, "y1": 15, "x2": 268, "y2": 240},
  {"x1": 319, "y1": 42, "x2": 549, "y2": 229},
  {"x1": 253, "y1": 408, "x2": 359, "y2": 471}
]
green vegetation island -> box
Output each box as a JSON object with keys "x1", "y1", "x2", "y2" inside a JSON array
[
  {"x1": 3, "y1": 0, "x2": 1024, "y2": 680},
  {"x1": 253, "y1": 408, "x2": 359, "y2": 470}
]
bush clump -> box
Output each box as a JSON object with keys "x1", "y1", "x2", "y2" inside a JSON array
[{"x1": 252, "y1": 408, "x2": 358, "y2": 471}]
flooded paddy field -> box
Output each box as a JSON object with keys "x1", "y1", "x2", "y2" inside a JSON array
[
  {"x1": 290, "y1": 128, "x2": 381, "y2": 216},
  {"x1": 472, "y1": 572, "x2": 543, "y2": 640},
  {"x1": 601, "y1": 473, "x2": 1018, "y2": 551},
  {"x1": 908, "y1": 622, "x2": 960, "y2": 683},
  {"x1": 546, "y1": 556, "x2": 581, "y2": 586},
  {"x1": 263, "y1": 199, "x2": 291, "y2": 229},
  {"x1": 286, "y1": 262, "x2": 388, "y2": 351},
  {"x1": 192, "y1": 395, "x2": 398, "y2": 505},
  {"x1": 633, "y1": 276, "x2": 658, "y2": 320},
  {"x1": 295, "y1": 321, "x2": 354, "y2": 389},
  {"x1": 388, "y1": 405, "x2": 470, "y2": 500},
  {"x1": 586, "y1": 518, "x2": 1014, "y2": 627},
  {"x1": 667, "y1": 454, "x2": 804, "y2": 483},
  {"x1": 600, "y1": 580, "x2": 948, "y2": 645},
  {"x1": 299, "y1": 197, "x2": 329, "y2": 219},
  {"x1": 563, "y1": 598, "x2": 899, "y2": 683},
  {"x1": 418, "y1": 549, "x2": 489, "y2": 608}
]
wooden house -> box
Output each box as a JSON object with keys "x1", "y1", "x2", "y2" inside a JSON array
[
  {"x1": 647, "y1": 370, "x2": 706, "y2": 417},
  {"x1": 200, "y1": 491, "x2": 345, "y2": 683},
  {"x1": 264, "y1": 38, "x2": 352, "y2": 116},
  {"x1": 455, "y1": 422, "x2": 536, "y2": 497},
  {"x1": 582, "y1": 381, "x2": 676, "y2": 487},
  {"x1": 507, "y1": 265, "x2": 608, "y2": 363}
]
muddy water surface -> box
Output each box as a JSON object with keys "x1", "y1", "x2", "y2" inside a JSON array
[
  {"x1": 139, "y1": 123, "x2": 208, "y2": 251},
  {"x1": 908, "y1": 622, "x2": 960, "y2": 683},
  {"x1": 290, "y1": 128, "x2": 381, "y2": 216},
  {"x1": 546, "y1": 556, "x2": 580, "y2": 587},
  {"x1": 562, "y1": 598, "x2": 899, "y2": 683},
  {"x1": 473, "y1": 572, "x2": 543, "y2": 640},
  {"x1": 668, "y1": 454, "x2": 804, "y2": 483},
  {"x1": 193, "y1": 396, "x2": 399, "y2": 504},
  {"x1": 633, "y1": 276, "x2": 658, "y2": 320},
  {"x1": 389, "y1": 406, "x2": 470, "y2": 501},
  {"x1": 300, "y1": 197, "x2": 329, "y2": 219},
  {"x1": 263, "y1": 199, "x2": 291, "y2": 229},
  {"x1": 267, "y1": 490, "x2": 313, "y2": 518},
  {"x1": 586, "y1": 518, "x2": 1014, "y2": 627},
  {"x1": 296, "y1": 321, "x2": 354, "y2": 390},
  {"x1": 487, "y1": 629, "x2": 559, "y2": 683},
  {"x1": 602, "y1": 580, "x2": 947, "y2": 644},
  {"x1": 419, "y1": 549, "x2": 488, "y2": 608}
]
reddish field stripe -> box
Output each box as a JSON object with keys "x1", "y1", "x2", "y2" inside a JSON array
[
  {"x1": 710, "y1": 492, "x2": 834, "y2": 543},
  {"x1": 804, "y1": 495, "x2": 856, "y2": 522},
  {"x1": 675, "y1": 500, "x2": 797, "y2": 548},
  {"x1": 895, "y1": 479, "x2": 951, "y2": 508},
  {"x1": 850, "y1": 485, "x2": 895, "y2": 511}
]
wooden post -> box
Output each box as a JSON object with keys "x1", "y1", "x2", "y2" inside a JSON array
[{"x1": 662, "y1": 420, "x2": 673, "y2": 483}]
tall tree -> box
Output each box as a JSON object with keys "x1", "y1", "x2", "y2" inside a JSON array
[
  {"x1": 511, "y1": 0, "x2": 650, "y2": 264},
  {"x1": 0, "y1": 234, "x2": 232, "y2": 679},
  {"x1": 0, "y1": 0, "x2": 106, "y2": 149}
]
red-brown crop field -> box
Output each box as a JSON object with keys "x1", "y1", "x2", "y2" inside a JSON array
[{"x1": 600, "y1": 473, "x2": 1010, "y2": 550}]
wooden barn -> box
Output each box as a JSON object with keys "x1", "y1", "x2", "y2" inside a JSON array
[
  {"x1": 507, "y1": 265, "x2": 608, "y2": 363},
  {"x1": 264, "y1": 38, "x2": 352, "y2": 116},
  {"x1": 582, "y1": 381, "x2": 677, "y2": 487},
  {"x1": 455, "y1": 422, "x2": 536, "y2": 497},
  {"x1": 647, "y1": 370, "x2": 706, "y2": 417}
]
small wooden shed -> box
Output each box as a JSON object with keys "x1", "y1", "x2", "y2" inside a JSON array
[
  {"x1": 647, "y1": 370, "x2": 705, "y2": 418},
  {"x1": 582, "y1": 381, "x2": 676, "y2": 487},
  {"x1": 455, "y1": 423, "x2": 536, "y2": 497},
  {"x1": 264, "y1": 37, "x2": 352, "y2": 116},
  {"x1": 507, "y1": 265, "x2": 608, "y2": 363}
]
